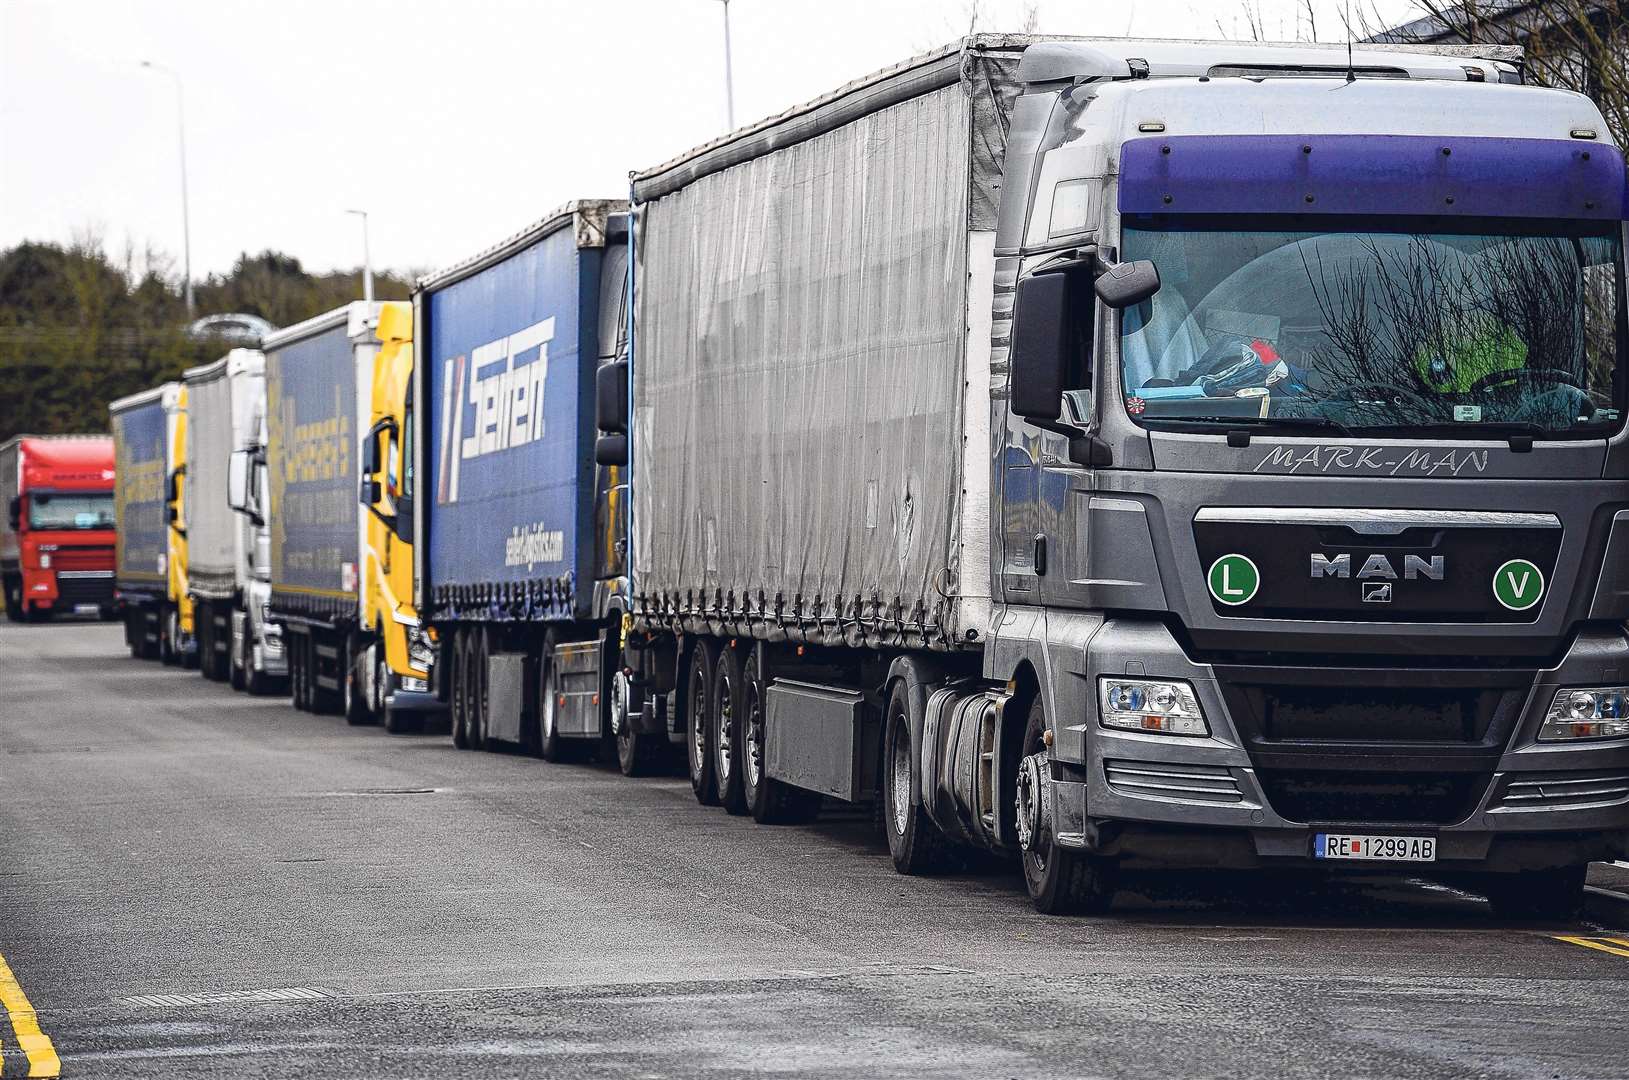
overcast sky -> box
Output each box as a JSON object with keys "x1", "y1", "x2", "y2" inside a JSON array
[{"x1": 2, "y1": 0, "x2": 1418, "y2": 282}]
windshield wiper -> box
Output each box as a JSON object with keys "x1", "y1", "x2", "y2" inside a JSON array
[{"x1": 1140, "y1": 413, "x2": 1354, "y2": 442}]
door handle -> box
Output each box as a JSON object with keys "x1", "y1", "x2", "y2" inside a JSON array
[{"x1": 1033, "y1": 534, "x2": 1047, "y2": 577}]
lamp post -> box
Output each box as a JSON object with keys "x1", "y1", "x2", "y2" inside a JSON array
[
  {"x1": 714, "y1": 0, "x2": 736, "y2": 131},
  {"x1": 346, "y1": 209, "x2": 374, "y2": 303},
  {"x1": 140, "y1": 60, "x2": 193, "y2": 318}
]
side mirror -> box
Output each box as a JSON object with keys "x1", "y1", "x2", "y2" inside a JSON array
[
  {"x1": 360, "y1": 477, "x2": 383, "y2": 506},
  {"x1": 596, "y1": 359, "x2": 629, "y2": 434},
  {"x1": 166, "y1": 469, "x2": 180, "y2": 503},
  {"x1": 6, "y1": 496, "x2": 18, "y2": 530},
  {"x1": 393, "y1": 494, "x2": 415, "y2": 544},
  {"x1": 596, "y1": 433, "x2": 628, "y2": 467},
  {"x1": 168, "y1": 504, "x2": 180, "y2": 525},
  {"x1": 1094, "y1": 258, "x2": 1161, "y2": 310},
  {"x1": 1010, "y1": 271, "x2": 1073, "y2": 423},
  {"x1": 228, "y1": 450, "x2": 252, "y2": 515},
  {"x1": 361, "y1": 426, "x2": 382, "y2": 475}
]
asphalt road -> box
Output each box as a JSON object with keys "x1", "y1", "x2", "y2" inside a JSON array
[{"x1": 2, "y1": 621, "x2": 1628, "y2": 1079}]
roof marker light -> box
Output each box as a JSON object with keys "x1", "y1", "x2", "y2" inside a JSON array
[
  {"x1": 1571, "y1": 128, "x2": 1599, "y2": 140},
  {"x1": 1139, "y1": 121, "x2": 1166, "y2": 133}
]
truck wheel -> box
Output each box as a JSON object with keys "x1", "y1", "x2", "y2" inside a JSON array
[
  {"x1": 2, "y1": 578, "x2": 20, "y2": 622},
  {"x1": 1019, "y1": 696, "x2": 1117, "y2": 916},
  {"x1": 344, "y1": 633, "x2": 374, "y2": 726},
  {"x1": 1482, "y1": 866, "x2": 1587, "y2": 921},
  {"x1": 743, "y1": 644, "x2": 821, "y2": 824},
  {"x1": 449, "y1": 629, "x2": 469, "y2": 749},
  {"x1": 685, "y1": 638, "x2": 720, "y2": 806},
  {"x1": 538, "y1": 633, "x2": 573, "y2": 762},
  {"x1": 881, "y1": 678, "x2": 950, "y2": 875},
  {"x1": 469, "y1": 628, "x2": 490, "y2": 750},
  {"x1": 614, "y1": 666, "x2": 660, "y2": 776},
  {"x1": 292, "y1": 635, "x2": 310, "y2": 711},
  {"x1": 196, "y1": 606, "x2": 213, "y2": 679},
  {"x1": 230, "y1": 616, "x2": 248, "y2": 691},
  {"x1": 161, "y1": 608, "x2": 180, "y2": 666},
  {"x1": 711, "y1": 643, "x2": 749, "y2": 815}
]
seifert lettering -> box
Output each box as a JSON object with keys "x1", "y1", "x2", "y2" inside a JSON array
[{"x1": 438, "y1": 316, "x2": 555, "y2": 504}]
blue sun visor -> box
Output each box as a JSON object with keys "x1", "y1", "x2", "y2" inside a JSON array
[{"x1": 1119, "y1": 134, "x2": 1628, "y2": 221}]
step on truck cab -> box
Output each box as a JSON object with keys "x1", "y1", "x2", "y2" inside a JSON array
[
  {"x1": 0, "y1": 435, "x2": 116, "y2": 621},
  {"x1": 184, "y1": 349, "x2": 287, "y2": 692},
  {"x1": 265, "y1": 301, "x2": 431, "y2": 728},
  {"x1": 409, "y1": 201, "x2": 641, "y2": 763},
  {"x1": 110, "y1": 383, "x2": 195, "y2": 663},
  {"x1": 612, "y1": 35, "x2": 1629, "y2": 918}
]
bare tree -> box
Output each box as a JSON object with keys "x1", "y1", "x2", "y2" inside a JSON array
[{"x1": 1372, "y1": 1, "x2": 1627, "y2": 143}]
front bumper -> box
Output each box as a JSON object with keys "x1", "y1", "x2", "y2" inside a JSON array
[{"x1": 1049, "y1": 619, "x2": 1629, "y2": 870}]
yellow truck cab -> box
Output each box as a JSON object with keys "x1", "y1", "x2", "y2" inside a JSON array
[
  {"x1": 360, "y1": 301, "x2": 439, "y2": 725},
  {"x1": 163, "y1": 382, "x2": 196, "y2": 666}
]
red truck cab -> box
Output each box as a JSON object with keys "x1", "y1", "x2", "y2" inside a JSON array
[{"x1": 1, "y1": 436, "x2": 117, "y2": 621}]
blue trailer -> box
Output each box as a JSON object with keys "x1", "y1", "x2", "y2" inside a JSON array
[{"x1": 413, "y1": 200, "x2": 644, "y2": 764}]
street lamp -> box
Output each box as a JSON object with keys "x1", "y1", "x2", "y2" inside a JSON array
[
  {"x1": 140, "y1": 60, "x2": 194, "y2": 318},
  {"x1": 713, "y1": 0, "x2": 736, "y2": 131},
  {"x1": 345, "y1": 209, "x2": 374, "y2": 303}
]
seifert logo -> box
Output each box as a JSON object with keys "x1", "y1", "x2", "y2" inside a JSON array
[{"x1": 436, "y1": 316, "x2": 555, "y2": 504}]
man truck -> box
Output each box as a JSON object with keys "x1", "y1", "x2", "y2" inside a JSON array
[
  {"x1": 183, "y1": 349, "x2": 286, "y2": 692},
  {"x1": 590, "y1": 35, "x2": 1629, "y2": 918},
  {"x1": 407, "y1": 201, "x2": 641, "y2": 763},
  {"x1": 1, "y1": 435, "x2": 116, "y2": 621},
  {"x1": 265, "y1": 301, "x2": 433, "y2": 729},
  {"x1": 110, "y1": 383, "x2": 194, "y2": 663}
]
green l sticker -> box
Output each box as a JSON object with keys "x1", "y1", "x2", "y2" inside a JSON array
[
  {"x1": 1208, "y1": 553, "x2": 1260, "y2": 606},
  {"x1": 1493, "y1": 558, "x2": 1545, "y2": 611}
]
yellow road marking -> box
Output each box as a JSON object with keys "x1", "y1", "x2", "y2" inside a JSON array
[
  {"x1": 1555, "y1": 935, "x2": 1629, "y2": 959},
  {"x1": 0, "y1": 951, "x2": 59, "y2": 1078}
]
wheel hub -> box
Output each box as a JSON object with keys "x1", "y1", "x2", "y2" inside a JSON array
[{"x1": 1015, "y1": 751, "x2": 1051, "y2": 854}]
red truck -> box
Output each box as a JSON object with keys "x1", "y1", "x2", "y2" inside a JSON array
[{"x1": 1, "y1": 436, "x2": 117, "y2": 621}]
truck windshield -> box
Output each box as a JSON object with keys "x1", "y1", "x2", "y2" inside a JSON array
[
  {"x1": 28, "y1": 493, "x2": 115, "y2": 530},
  {"x1": 1119, "y1": 220, "x2": 1627, "y2": 436}
]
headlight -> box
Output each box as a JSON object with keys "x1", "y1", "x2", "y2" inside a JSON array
[
  {"x1": 38, "y1": 553, "x2": 50, "y2": 569},
  {"x1": 1539, "y1": 687, "x2": 1629, "y2": 741},
  {"x1": 407, "y1": 625, "x2": 436, "y2": 671},
  {"x1": 1098, "y1": 677, "x2": 1209, "y2": 737}
]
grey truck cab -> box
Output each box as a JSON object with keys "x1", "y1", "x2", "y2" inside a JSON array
[{"x1": 997, "y1": 41, "x2": 1629, "y2": 915}]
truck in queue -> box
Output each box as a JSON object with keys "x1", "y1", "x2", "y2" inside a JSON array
[
  {"x1": 590, "y1": 35, "x2": 1629, "y2": 918},
  {"x1": 183, "y1": 349, "x2": 287, "y2": 692},
  {"x1": 1, "y1": 435, "x2": 117, "y2": 621},
  {"x1": 110, "y1": 383, "x2": 195, "y2": 663},
  {"x1": 265, "y1": 301, "x2": 433, "y2": 729},
  {"x1": 406, "y1": 201, "x2": 639, "y2": 762}
]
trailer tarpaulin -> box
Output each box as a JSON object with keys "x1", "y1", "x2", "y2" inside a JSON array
[{"x1": 632, "y1": 43, "x2": 1021, "y2": 648}]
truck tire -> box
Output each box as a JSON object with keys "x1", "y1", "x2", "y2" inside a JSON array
[
  {"x1": 469, "y1": 628, "x2": 490, "y2": 750},
  {"x1": 1482, "y1": 865, "x2": 1587, "y2": 921},
  {"x1": 538, "y1": 632, "x2": 574, "y2": 763},
  {"x1": 881, "y1": 678, "x2": 951, "y2": 875},
  {"x1": 685, "y1": 638, "x2": 720, "y2": 806},
  {"x1": 1019, "y1": 696, "x2": 1117, "y2": 916},
  {"x1": 711, "y1": 643, "x2": 749, "y2": 815},
  {"x1": 344, "y1": 633, "x2": 374, "y2": 726},
  {"x1": 291, "y1": 634, "x2": 310, "y2": 711},
  {"x1": 230, "y1": 614, "x2": 248, "y2": 691},
  {"x1": 3, "y1": 577, "x2": 22, "y2": 622},
  {"x1": 244, "y1": 628, "x2": 272, "y2": 696},
  {"x1": 743, "y1": 644, "x2": 821, "y2": 824},
  {"x1": 161, "y1": 607, "x2": 180, "y2": 666},
  {"x1": 449, "y1": 628, "x2": 470, "y2": 749}
]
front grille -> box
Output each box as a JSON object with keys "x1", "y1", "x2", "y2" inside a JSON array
[
  {"x1": 1105, "y1": 760, "x2": 1245, "y2": 805},
  {"x1": 1495, "y1": 771, "x2": 1629, "y2": 811},
  {"x1": 1257, "y1": 769, "x2": 1490, "y2": 825},
  {"x1": 54, "y1": 574, "x2": 113, "y2": 606},
  {"x1": 50, "y1": 546, "x2": 113, "y2": 571}
]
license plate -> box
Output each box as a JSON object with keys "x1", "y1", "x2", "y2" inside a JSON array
[{"x1": 1314, "y1": 833, "x2": 1436, "y2": 862}]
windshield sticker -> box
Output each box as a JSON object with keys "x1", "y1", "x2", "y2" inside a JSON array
[
  {"x1": 1125, "y1": 396, "x2": 1146, "y2": 415},
  {"x1": 1252, "y1": 445, "x2": 1491, "y2": 477}
]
